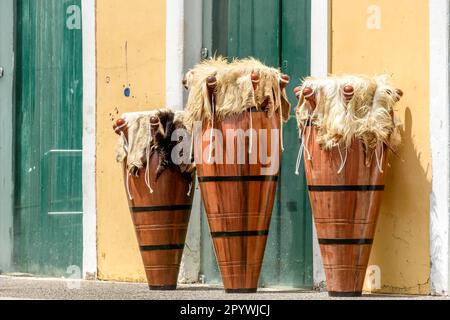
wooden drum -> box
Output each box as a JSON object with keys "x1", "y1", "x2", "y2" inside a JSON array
[
  {"x1": 115, "y1": 118, "x2": 194, "y2": 290},
  {"x1": 196, "y1": 111, "x2": 281, "y2": 293},
  {"x1": 304, "y1": 127, "x2": 387, "y2": 297}
]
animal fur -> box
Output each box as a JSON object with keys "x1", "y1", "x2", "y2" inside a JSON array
[
  {"x1": 184, "y1": 57, "x2": 291, "y2": 131},
  {"x1": 296, "y1": 74, "x2": 403, "y2": 152},
  {"x1": 149, "y1": 109, "x2": 195, "y2": 180},
  {"x1": 116, "y1": 109, "x2": 194, "y2": 182}
]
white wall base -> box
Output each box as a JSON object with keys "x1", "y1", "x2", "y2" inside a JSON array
[{"x1": 178, "y1": 185, "x2": 201, "y2": 283}]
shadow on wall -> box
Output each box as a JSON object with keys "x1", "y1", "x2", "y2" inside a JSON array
[{"x1": 369, "y1": 107, "x2": 431, "y2": 295}]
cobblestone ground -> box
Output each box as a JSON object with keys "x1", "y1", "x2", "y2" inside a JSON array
[{"x1": 0, "y1": 276, "x2": 447, "y2": 300}]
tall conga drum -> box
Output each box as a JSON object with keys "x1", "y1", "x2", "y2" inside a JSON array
[
  {"x1": 295, "y1": 75, "x2": 403, "y2": 297},
  {"x1": 114, "y1": 109, "x2": 195, "y2": 290},
  {"x1": 184, "y1": 58, "x2": 291, "y2": 293}
]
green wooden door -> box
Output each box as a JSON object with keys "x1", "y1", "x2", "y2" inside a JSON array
[
  {"x1": 14, "y1": 0, "x2": 83, "y2": 277},
  {"x1": 200, "y1": 0, "x2": 313, "y2": 288}
]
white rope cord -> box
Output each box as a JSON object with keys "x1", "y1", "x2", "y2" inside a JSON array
[
  {"x1": 295, "y1": 120, "x2": 309, "y2": 175},
  {"x1": 295, "y1": 144, "x2": 304, "y2": 176},
  {"x1": 208, "y1": 95, "x2": 215, "y2": 164},
  {"x1": 301, "y1": 87, "x2": 316, "y2": 162},
  {"x1": 126, "y1": 172, "x2": 133, "y2": 200},
  {"x1": 189, "y1": 128, "x2": 194, "y2": 162},
  {"x1": 279, "y1": 94, "x2": 285, "y2": 153},
  {"x1": 187, "y1": 182, "x2": 193, "y2": 197},
  {"x1": 249, "y1": 107, "x2": 253, "y2": 154},
  {"x1": 337, "y1": 145, "x2": 348, "y2": 174},
  {"x1": 280, "y1": 110, "x2": 284, "y2": 152},
  {"x1": 304, "y1": 121, "x2": 313, "y2": 161},
  {"x1": 276, "y1": 76, "x2": 285, "y2": 152},
  {"x1": 144, "y1": 123, "x2": 154, "y2": 194},
  {"x1": 375, "y1": 143, "x2": 384, "y2": 173},
  {"x1": 304, "y1": 90, "x2": 315, "y2": 100}
]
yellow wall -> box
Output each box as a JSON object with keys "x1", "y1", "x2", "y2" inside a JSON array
[
  {"x1": 96, "y1": 0, "x2": 166, "y2": 281},
  {"x1": 332, "y1": 0, "x2": 431, "y2": 294}
]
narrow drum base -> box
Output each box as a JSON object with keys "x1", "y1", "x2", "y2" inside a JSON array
[
  {"x1": 225, "y1": 288, "x2": 258, "y2": 294},
  {"x1": 149, "y1": 285, "x2": 177, "y2": 291},
  {"x1": 328, "y1": 291, "x2": 362, "y2": 297}
]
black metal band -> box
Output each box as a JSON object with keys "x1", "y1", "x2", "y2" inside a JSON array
[
  {"x1": 140, "y1": 244, "x2": 185, "y2": 251},
  {"x1": 308, "y1": 185, "x2": 385, "y2": 192},
  {"x1": 198, "y1": 175, "x2": 278, "y2": 183},
  {"x1": 318, "y1": 239, "x2": 373, "y2": 245},
  {"x1": 131, "y1": 204, "x2": 192, "y2": 213},
  {"x1": 211, "y1": 230, "x2": 269, "y2": 238}
]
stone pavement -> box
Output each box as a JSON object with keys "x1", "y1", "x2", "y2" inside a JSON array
[{"x1": 0, "y1": 276, "x2": 447, "y2": 300}]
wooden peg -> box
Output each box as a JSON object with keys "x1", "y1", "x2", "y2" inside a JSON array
[
  {"x1": 343, "y1": 85, "x2": 354, "y2": 104},
  {"x1": 279, "y1": 74, "x2": 290, "y2": 90},
  {"x1": 150, "y1": 115, "x2": 164, "y2": 142},
  {"x1": 206, "y1": 76, "x2": 217, "y2": 110},
  {"x1": 251, "y1": 71, "x2": 260, "y2": 91},
  {"x1": 303, "y1": 86, "x2": 316, "y2": 110},
  {"x1": 113, "y1": 118, "x2": 128, "y2": 139},
  {"x1": 294, "y1": 86, "x2": 303, "y2": 100}
]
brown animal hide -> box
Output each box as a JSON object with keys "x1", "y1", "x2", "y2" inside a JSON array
[{"x1": 116, "y1": 109, "x2": 194, "y2": 182}]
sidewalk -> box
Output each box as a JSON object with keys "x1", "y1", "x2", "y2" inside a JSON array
[{"x1": 0, "y1": 276, "x2": 447, "y2": 300}]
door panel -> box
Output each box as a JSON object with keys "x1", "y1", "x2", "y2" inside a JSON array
[
  {"x1": 200, "y1": 0, "x2": 313, "y2": 288},
  {"x1": 14, "y1": 0, "x2": 83, "y2": 276},
  {"x1": 273, "y1": 0, "x2": 313, "y2": 287},
  {"x1": 0, "y1": 0, "x2": 15, "y2": 272},
  {"x1": 227, "y1": 0, "x2": 280, "y2": 67}
]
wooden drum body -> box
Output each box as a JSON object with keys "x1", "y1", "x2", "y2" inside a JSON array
[
  {"x1": 196, "y1": 111, "x2": 281, "y2": 293},
  {"x1": 124, "y1": 153, "x2": 194, "y2": 290},
  {"x1": 304, "y1": 127, "x2": 387, "y2": 297}
]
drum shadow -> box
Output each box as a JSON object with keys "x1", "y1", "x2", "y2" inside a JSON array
[{"x1": 368, "y1": 106, "x2": 431, "y2": 295}]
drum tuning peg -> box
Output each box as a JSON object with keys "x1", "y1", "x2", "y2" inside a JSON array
[
  {"x1": 279, "y1": 74, "x2": 290, "y2": 90},
  {"x1": 251, "y1": 71, "x2": 260, "y2": 91},
  {"x1": 343, "y1": 85, "x2": 354, "y2": 104}
]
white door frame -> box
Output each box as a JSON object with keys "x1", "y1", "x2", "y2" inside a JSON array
[
  {"x1": 310, "y1": 0, "x2": 329, "y2": 289},
  {"x1": 166, "y1": 0, "x2": 203, "y2": 283},
  {"x1": 429, "y1": 0, "x2": 450, "y2": 296},
  {"x1": 81, "y1": 0, "x2": 97, "y2": 279},
  {"x1": 0, "y1": 0, "x2": 15, "y2": 273}
]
